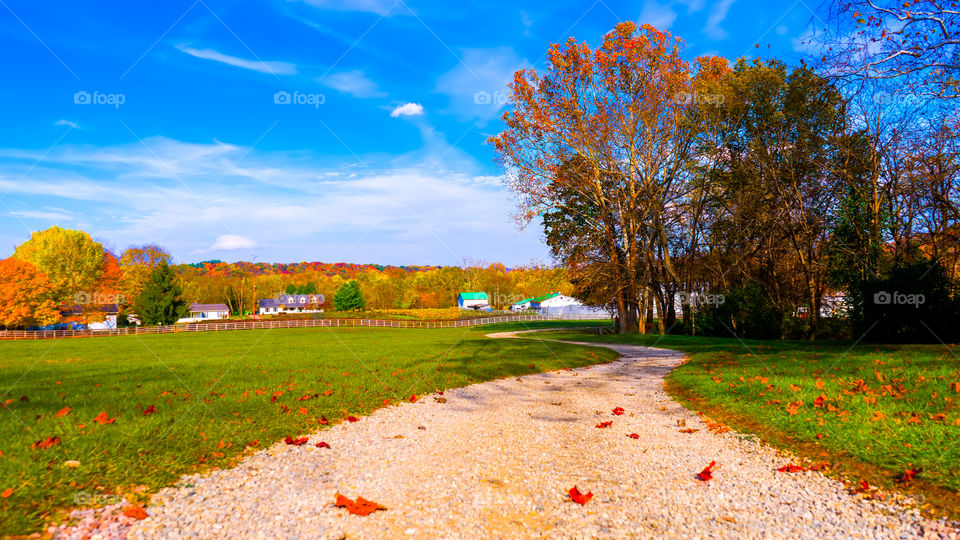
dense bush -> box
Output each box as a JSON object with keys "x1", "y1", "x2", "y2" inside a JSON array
[
  {"x1": 854, "y1": 258, "x2": 960, "y2": 343},
  {"x1": 697, "y1": 285, "x2": 785, "y2": 340}
]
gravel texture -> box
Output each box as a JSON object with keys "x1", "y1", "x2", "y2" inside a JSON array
[{"x1": 115, "y1": 335, "x2": 960, "y2": 539}]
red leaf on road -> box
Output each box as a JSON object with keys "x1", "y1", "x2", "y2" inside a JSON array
[
  {"x1": 696, "y1": 460, "x2": 716, "y2": 481},
  {"x1": 142, "y1": 405, "x2": 157, "y2": 416},
  {"x1": 628, "y1": 433, "x2": 640, "y2": 439},
  {"x1": 410, "y1": 394, "x2": 417, "y2": 402},
  {"x1": 334, "y1": 493, "x2": 384, "y2": 516},
  {"x1": 284, "y1": 436, "x2": 309, "y2": 446},
  {"x1": 123, "y1": 506, "x2": 148, "y2": 520},
  {"x1": 612, "y1": 407, "x2": 625, "y2": 415},
  {"x1": 319, "y1": 416, "x2": 329, "y2": 425},
  {"x1": 316, "y1": 441, "x2": 330, "y2": 448},
  {"x1": 346, "y1": 416, "x2": 359, "y2": 422},
  {"x1": 93, "y1": 411, "x2": 115, "y2": 425},
  {"x1": 595, "y1": 421, "x2": 612, "y2": 428},
  {"x1": 568, "y1": 486, "x2": 593, "y2": 505},
  {"x1": 777, "y1": 464, "x2": 805, "y2": 473},
  {"x1": 55, "y1": 406, "x2": 71, "y2": 418}
]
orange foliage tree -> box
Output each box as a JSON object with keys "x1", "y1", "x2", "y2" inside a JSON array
[
  {"x1": 490, "y1": 22, "x2": 725, "y2": 333},
  {"x1": 0, "y1": 258, "x2": 60, "y2": 328}
]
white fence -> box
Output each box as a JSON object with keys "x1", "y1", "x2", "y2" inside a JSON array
[{"x1": 0, "y1": 313, "x2": 610, "y2": 341}]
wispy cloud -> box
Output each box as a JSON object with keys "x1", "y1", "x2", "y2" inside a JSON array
[
  {"x1": 319, "y1": 70, "x2": 387, "y2": 98},
  {"x1": 434, "y1": 47, "x2": 529, "y2": 124},
  {"x1": 703, "y1": 0, "x2": 735, "y2": 39},
  {"x1": 0, "y1": 137, "x2": 546, "y2": 264},
  {"x1": 390, "y1": 102, "x2": 424, "y2": 117},
  {"x1": 176, "y1": 45, "x2": 298, "y2": 75},
  {"x1": 298, "y1": 0, "x2": 410, "y2": 16},
  {"x1": 55, "y1": 119, "x2": 80, "y2": 130}
]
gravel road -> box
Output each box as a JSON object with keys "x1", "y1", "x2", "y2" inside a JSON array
[{"x1": 121, "y1": 334, "x2": 959, "y2": 539}]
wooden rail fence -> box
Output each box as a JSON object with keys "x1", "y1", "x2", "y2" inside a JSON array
[{"x1": 0, "y1": 314, "x2": 610, "y2": 341}]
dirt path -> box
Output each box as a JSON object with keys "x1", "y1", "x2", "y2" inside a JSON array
[{"x1": 122, "y1": 333, "x2": 958, "y2": 539}]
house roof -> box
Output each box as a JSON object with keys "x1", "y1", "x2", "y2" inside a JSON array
[
  {"x1": 259, "y1": 298, "x2": 281, "y2": 308},
  {"x1": 511, "y1": 297, "x2": 536, "y2": 306},
  {"x1": 458, "y1": 292, "x2": 489, "y2": 300},
  {"x1": 190, "y1": 303, "x2": 229, "y2": 312},
  {"x1": 530, "y1": 293, "x2": 561, "y2": 304},
  {"x1": 277, "y1": 294, "x2": 324, "y2": 304},
  {"x1": 60, "y1": 304, "x2": 119, "y2": 315}
]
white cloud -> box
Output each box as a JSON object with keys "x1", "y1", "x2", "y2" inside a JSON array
[
  {"x1": 640, "y1": 0, "x2": 678, "y2": 29},
  {"x1": 298, "y1": 0, "x2": 410, "y2": 16},
  {"x1": 390, "y1": 102, "x2": 424, "y2": 117},
  {"x1": 211, "y1": 234, "x2": 260, "y2": 250},
  {"x1": 703, "y1": 0, "x2": 735, "y2": 39},
  {"x1": 0, "y1": 137, "x2": 549, "y2": 265},
  {"x1": 176, "y1": 45, "x2": 297, "y2": 75},
  {"x1": 8, "y1": 209, "x2": 73, "y2": 221},
  {"x1": 319, "y1": 70, "x2": 386, "y2": 98},
  {"x1": 55, "y1": 119, "x2": 80, "y2": 130}
]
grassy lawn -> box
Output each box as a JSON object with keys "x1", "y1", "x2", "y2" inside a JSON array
[
  {"x1": 0, "y1": 321, "x2": 615, "y2": 536},
  {"x1": 544, "y1": 330, "x2": 960, "y2": 516}
]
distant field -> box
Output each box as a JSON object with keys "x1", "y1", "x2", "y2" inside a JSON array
[
  {"x1": 545, "y1": 331, "x2": 960, "y2": 516},
  {"x1": 0, "y1": 320, "x2": 615, "y2": 535}
]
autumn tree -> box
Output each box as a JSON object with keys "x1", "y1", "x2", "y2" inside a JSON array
[
  {"x1": 0, "y1": 258, "x2": 60, "y2": 328},
  {"x1": 119, "y1": 245, "x2": 171, "y2": 304},
  {"x1": 822, "y1": 0, "x2": 960, "y2": 98},
  {"x1": 491, "y1": 22, "x2": 721, "y2": 333},
  {"x1": 13, "y1": 227, "x2": 105, "y2": 303}
]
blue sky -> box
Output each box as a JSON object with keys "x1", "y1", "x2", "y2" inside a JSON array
[{"x1": 0, "y1": 0, "x2": 824, "y2": 266}]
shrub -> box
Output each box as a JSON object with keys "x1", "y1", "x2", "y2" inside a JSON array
[{"x1": 854, "y1": 258, "x2": 960, "y2": 343}]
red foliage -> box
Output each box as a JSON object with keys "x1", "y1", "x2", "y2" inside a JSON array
[
  {"x1": 284, "y1": 436, "x2": 309, "y2": 446},
  {"x1": 897, "y1": 468, "x2": 922, "y2": 483},
  {"x1": 777, "y1": 464, "x2": 805, "y2": 473},
  {"x1": 696, "y1": 461, "x2": 716, "y2": 481},
  {"x1": 595, "y1": 421, "x2": 613, "y2": 428},
  {"x1": 93, "y1": 411, "x2": 116, "y2": 425},
  {"x1": 612, "y1": 407, "x2": 625, "y2": 415},
  {"x1": 123, "y1": 506, "x2": 148, "y2": 520},
  {"x1": 346, "y1": 416, "x2": 359, "y2": 422},
  {"x1": 334, "y1": 493, "x2": 385, "y2": 516},
  {"x1": 568, "y1": 486, "x2": 593, "y2": 505},
  {"x1": 142, "y1": 405, "x2": 157, "y2": 415},
  {"x1": 628, "y1": 433, "x2": 640, "y2": 439},
  {"x1": 316, "y1": 441, "x2": 330, "y2": 448},
  {"x1": 32, "y1": 436, "x2": 61, "y2": 450},
  {"x1": 55, "y1": 406, "x2": 71, "y2": 418}
]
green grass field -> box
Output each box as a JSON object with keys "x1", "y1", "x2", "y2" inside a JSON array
[
  {"x1": 0, "y1": 321, "x2": 615, "y2": 536},
  {"x1": 545, "y1": 330, "x2": 960, "y2": 515}
]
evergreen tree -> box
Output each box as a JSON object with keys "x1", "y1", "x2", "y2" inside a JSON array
[
  {"x1": 333, "y1": 280, "x2": 365, "y2": 311},
  {"x1": 285, "y1": 284, "x2": 297, "y2": 294},
  {"x1": 134, "y1": 261, "x2": 188, "y2": 325}
]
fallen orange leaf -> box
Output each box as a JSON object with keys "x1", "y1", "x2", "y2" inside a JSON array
[
  {"x1": 334, "y1": 493, "x2": 384, "y2": 516},
  {"x1": 123, "y1": 506, "x2": 148, "y2": 520}
]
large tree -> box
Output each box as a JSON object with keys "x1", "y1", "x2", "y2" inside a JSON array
[
  {"x1": 491, "y1": 23, "x2": 723, "y2": 333},
  {"x1": 333, "y1": 280, "x2": 366, "y2": 311},
  {"x1": 13, "y1": 227, "x2": 105, "y2": 303},
  {"x1": 119, "y1": 244, "x2": 171, "y2": 304}
]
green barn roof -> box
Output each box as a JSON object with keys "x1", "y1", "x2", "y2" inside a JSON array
[
  {"x1": 458, "y1": 292, "x2": 489, "y2": 300},
  {"x1": 530, "y1": 293, "x2": 561, "y2": 303}
]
